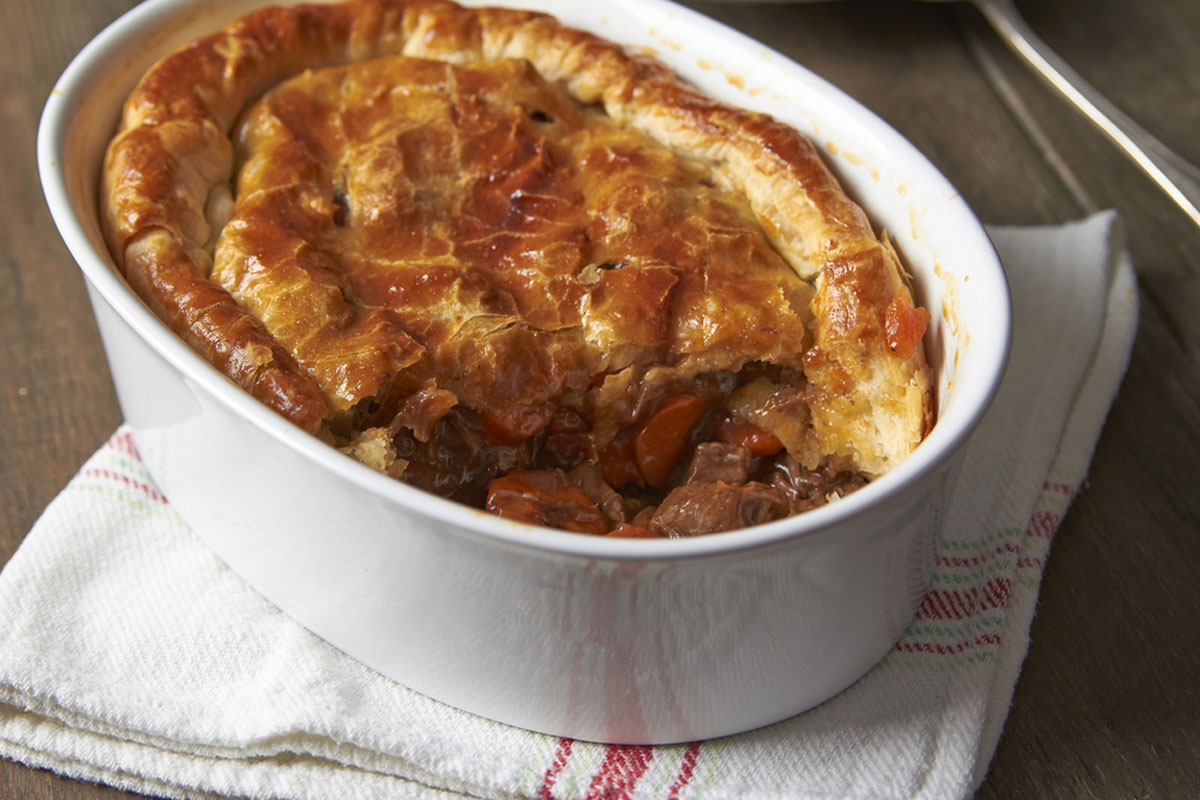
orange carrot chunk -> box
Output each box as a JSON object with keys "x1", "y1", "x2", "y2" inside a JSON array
[
  {"x1": 479, "y1": 403, "x2": 555, "y2": 444},
  {"x1": 486, "y1": 470, "x2": 608, "y2": 534},
  {"x1": 607, "y1": 524, "x2": 661, "y2": 539},
  {"x1": 885, "y1": 288, "x2": 931, "y2": 360},
  {"x1": 634, "y1": 394, "x2": 708, "y2": 488},
  {"x1": 717, "y1": 419, "x2": 784, "y2": 458},
  {"x1": 600, "y1": 428, "x2": 642, "y2": 488}
]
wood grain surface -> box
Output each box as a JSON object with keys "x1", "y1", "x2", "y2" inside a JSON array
[{"x1": 2, "y1": 0, "x2": 1198, "y2": 797}]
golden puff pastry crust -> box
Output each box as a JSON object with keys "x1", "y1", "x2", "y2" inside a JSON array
[{"x1": 102, "y1": 0, "x2": 933, "y2": 534}]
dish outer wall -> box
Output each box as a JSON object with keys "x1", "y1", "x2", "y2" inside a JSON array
[{"x1": 41, "y1": 0, "x2": 1011, "y2": 743}]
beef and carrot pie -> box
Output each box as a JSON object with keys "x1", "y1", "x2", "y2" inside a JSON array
[{"x1": 101, "y1": 0, "x2": 933, "y2": 538}]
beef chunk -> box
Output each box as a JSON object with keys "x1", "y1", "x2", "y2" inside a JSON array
[
  {"x1": 769, "y1": 453, "x2": 868, "y2": 513},
  {"x1": 568, "y1": 462, "x2": 629, "y2": 526},
  {"x1": 683, "y1": 442, "x2": 751, "y2": 485},
  {"x1": 400, "y1": 411, "x2": 533, "y2": 505},
  {"x1": 649, "y1": 481, "x2": 789, "y2": 537}
]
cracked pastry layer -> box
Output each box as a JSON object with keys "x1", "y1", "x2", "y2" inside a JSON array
[{"x1": 101, "y1": 0, "x2": 933, "y2": 537}]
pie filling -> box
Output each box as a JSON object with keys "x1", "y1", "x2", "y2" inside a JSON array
[
  {"x1": 384, "y1": 366, "x2": 869, "y2": 538},
  {"x1": 104, "y1": 0, "x2": 933, "y2": 538}
]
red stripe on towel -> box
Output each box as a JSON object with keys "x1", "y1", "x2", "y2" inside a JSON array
[
  {"x1": 935, "y1": 540, "x2": 1019, "y2": 568},
  {"x1": 666, "y1": 742, "x2": 703, "y2": 799},
  {"x1": 917, "y1": 577, "x2": 1012, "y2": 621},
  {"x1": 896, "y1": 632, "x2": 1002, "y2": 655},
  {"x1": 584, "y1": 744, "x2": 653, "y2": 800},
  {"x1": 108, "y1": 430, "x2": 144, "y2": 462},
  {"x1": 1025, "y1": 510, "x2": 1062, "y2": 540},
  {"x1": 80, "y1": 467, "x2": 168, "y2": 505},
  {"x1": 538, "y1": 738, "x2": 574, "y2": 800},
  {"x1": 1043, "y1": 480, "x2": 1075, "y2": 497}
]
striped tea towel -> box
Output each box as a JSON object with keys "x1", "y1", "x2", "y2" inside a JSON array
[{"x1": 0, "y1": 211, "x2": 1136, "y2": 800}]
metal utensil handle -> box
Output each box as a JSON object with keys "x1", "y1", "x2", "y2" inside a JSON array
[{"x1": 974, "y1": 0, "x2": 1200, "y2": 227}]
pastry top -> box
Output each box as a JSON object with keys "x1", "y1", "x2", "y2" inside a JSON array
[
  {"x1": 101, "y1": 0, "x2": 931, "y2": 485},
  {"x1": 213, "y1": 54, "x2": 814, "y2": 445}
]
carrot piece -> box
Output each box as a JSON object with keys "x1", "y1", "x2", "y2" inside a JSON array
[
  {"x1": 717, "y1": 419, "x2": 784, "y2": 458},
  {"x1": 885, "y1": 288, "x2": 931, "y2": 360},
  {"x1": 607, "y1": 524, "x2": 661, "y2": 539},
  {"x1": 478, "y1": 403, "x2": 555, "y2": 444},
  {"x1": 600, "y1": 428, "x2": 642, "y2": 488},
  {"x1": 485, "y1": 470, "x2": 608, "y2": 534},
  {"x1": 634, "y1": 394, "x2": 708, "y2": 488}
]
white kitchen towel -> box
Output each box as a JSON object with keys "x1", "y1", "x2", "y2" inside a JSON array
[{"x1": 0, "y1": 210, "x2": 1137, "y2": 800}]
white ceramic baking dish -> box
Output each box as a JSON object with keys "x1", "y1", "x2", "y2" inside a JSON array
[{"x1": 38, "y1": 0, "x2": 1010, "y2": 744}]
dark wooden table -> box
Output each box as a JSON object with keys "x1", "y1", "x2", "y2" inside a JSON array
[{"x1": 3, "y1": 0, "x2": 1198, "y2": 797}]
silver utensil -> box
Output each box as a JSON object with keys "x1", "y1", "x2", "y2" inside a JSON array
[{"x1": 948, "y1": 0, "x2": 1200, "y2": 227}]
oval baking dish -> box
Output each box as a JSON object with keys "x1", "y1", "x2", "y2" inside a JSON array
[{"x1": 39, "y1": 0, "x2": 1010, "y2": 743}]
